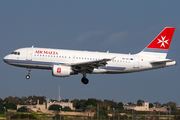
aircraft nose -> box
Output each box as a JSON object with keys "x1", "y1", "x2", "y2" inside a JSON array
[{"x1": 3, "y1": 55, "x2": 8, "y2": 63}]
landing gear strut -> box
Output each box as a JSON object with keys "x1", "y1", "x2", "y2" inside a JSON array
[
  {"x1": 26, "y1": 68, "x2": 31, "y2": 79},
  {"x1": 81, "y1": 73, "x2": 89, "y2": 84}
]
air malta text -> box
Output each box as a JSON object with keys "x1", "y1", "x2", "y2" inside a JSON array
[{"x1": 35, "y1": 50, "x2": 58, "y2": 55}]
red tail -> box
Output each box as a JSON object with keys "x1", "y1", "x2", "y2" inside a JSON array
[{"x1": 146, "y1": 27, "x2": 175, "y2": 50}]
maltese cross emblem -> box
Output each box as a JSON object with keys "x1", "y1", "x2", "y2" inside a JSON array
[{"x1": 157, "y1": 36, "x2": 169, "y2": 47}]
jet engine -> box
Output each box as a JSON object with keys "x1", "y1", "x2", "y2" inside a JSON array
[{"x1": 52, "y1": 65, "x2": 75, "y2": 77}]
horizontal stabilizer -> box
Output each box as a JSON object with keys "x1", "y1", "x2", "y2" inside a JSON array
[{"x1": 150, "y1": 59, "x2": 175, "y2": 64}]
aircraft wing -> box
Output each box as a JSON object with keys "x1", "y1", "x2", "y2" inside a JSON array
[{"x1": 69, "y1": 58, "x2": 114, "y2": 73}]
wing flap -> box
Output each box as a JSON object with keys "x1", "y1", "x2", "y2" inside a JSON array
[
  {"x1": 71, "y1": 58, "x2": 111, "y2": 66},
  {"x1": 71, "y1": 58, "x2": 114, "y2": 73}
]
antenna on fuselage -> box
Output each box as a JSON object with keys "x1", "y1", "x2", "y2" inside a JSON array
[
  {"x1": 31, "y1": 45, "x2": 34, "y2": 48},
  {"x1": 107, "y1": 50, "x2": 109, "y2": 53}
]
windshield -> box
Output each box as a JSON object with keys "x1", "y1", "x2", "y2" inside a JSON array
[{"x1": 11, "y1": 52, "x2": 20, "y2": 55}]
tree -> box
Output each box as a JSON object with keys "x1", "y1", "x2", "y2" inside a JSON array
[
  {"x1": 94, "y1": 110, "x2": 108, "y2": 119},
  {"x1": 0, "y1": 104, "x2": 4, "y2": 114},
  {"x1": 167, "y1": 101, "x2": 178, "y2": 111},
  {"x1": 137, "y1": 99, "x2": 144, "y2": 106},
  {"x1": 49, "y1": 104, "x2": 62, "y2": 111},
  {"x1": 3, "y1": 96, "x2": 19, "y2": 105},
  {"x1": 127, "y1": 102, "x2": 133, "y2": 106},
  {"x1": 73, "y1": 99, "x2": 86, "y2": 110},
  {"x1": 63, "y1": 106, "x2": 71, "y2": 111},
  {"x1": 17, "y1": 106, "x2": 27, "y2": 112},
  {"x1": 85, "y1": 105, "x2": 95, "y2": 112},
  {"x1": 0, "y1": 98, "x2": 3, "y2": 104},
  {"x1": 153, "y1": 102, "x2": 161, "y2": 108},
  {"x1": 11, "y1": 114, "x2": 36, "y2": 119},
  {"x1": 117, "y1": 102, "x2": 124, "y2": 109},
  {"x1": 52, "y1": 114, "x2": 64, "y2": 120},
  {"x1": 61, "y1": 99, "x2": 69, "y2": 102},
  {"x1": 149, "y1": 103, "x2": 154, "y2": 108},
  {"x1": 85, "y1": 98, "x2": 98, "y2": 107},
  {"x1": 4, "y1": 103, "x2": 17, "y2": 110}
]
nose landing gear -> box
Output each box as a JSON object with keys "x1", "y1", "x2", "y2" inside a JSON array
[{"x1": 26, "y1": 68, "x2": 31, "y2": 79}]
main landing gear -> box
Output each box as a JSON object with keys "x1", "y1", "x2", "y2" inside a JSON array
[
  {"x1": 81, "y1": 73, "x2": 89, "y2": 84},
  {"x1": 81, "y1": 77, "x2": 89, "y2": 84},
  {"x1": 26, "y1": 68, "x2": 31, "y2": 79}
]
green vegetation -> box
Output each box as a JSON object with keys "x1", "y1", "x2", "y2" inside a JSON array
[
  {"x1": 11, "y1": 114, "x2": 36, "y2": 119},
  {"x1": 49, "y1": 104, "x2": 62, "y2": 111},
  {"x1": 63, "y1": 106, "x2": 72, "y2": 111},
  {"x1": 0, "y1": 96, "x2": 180, "y2": 119},
  {"x1": 17, "y1": 106, "x2": 27, "y2": 112}
]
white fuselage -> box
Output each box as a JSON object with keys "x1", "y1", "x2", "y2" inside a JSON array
[
  {"x1": 3, "y1": 27, "x2": 176, "y2": 84},
  {"x1": 3, "y1": 47, "x2": 176, "y2": 74}
]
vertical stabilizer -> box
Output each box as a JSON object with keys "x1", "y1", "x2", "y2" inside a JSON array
[{"x1": 139, "y1": 27, "x2": 175, "y2": 58}]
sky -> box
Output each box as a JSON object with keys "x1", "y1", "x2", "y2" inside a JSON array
[{"x1": 0, "y1": 1, "x2": 180, "y2": 105}]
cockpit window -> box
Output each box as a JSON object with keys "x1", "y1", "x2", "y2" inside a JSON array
[{"x1": 11, "y1": 52, "x2": 20, "y2": 55}]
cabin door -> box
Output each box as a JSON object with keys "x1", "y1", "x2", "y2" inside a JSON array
[
  {"x1": 26, "y1": 49, "x2": 32, "y2": 61},
  {"x1": 133, "y1": 57, "x2": 139, "y2": 68}
]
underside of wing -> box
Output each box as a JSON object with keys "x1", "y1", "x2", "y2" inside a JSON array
[{"x1": 70, "y1": 58, "x2": 113, "y2": 73}]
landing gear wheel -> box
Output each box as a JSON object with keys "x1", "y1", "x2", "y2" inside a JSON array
[
  {"x1": 26, "y1": 68, "x2": 31, "y2": 80},
  {"x1": 26, "y1": 75, "x2": 30, "y2": 79},
  {"x1": 81, "y1": 77, "x2": 89, "y2": 84}
]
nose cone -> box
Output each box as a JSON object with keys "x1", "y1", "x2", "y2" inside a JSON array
[{"x1": 3, "y1": 55, "x2": 9, "y2": 63}]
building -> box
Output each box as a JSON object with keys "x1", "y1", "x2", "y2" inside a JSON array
[
  {"x1": 124, "y1": 102, "x2": 149, "y2": 111},
  {"x1": 17, "y1": 99, "x2": 75, "y2": 112},
  {"x1": 124, "y1": 102, "x2": 167, "y2": 112}
]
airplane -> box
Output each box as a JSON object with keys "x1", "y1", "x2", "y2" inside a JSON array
[{"x1": 3, "y1": 27, "x2": 176, "y2": 84}]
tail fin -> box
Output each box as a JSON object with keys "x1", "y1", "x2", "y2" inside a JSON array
[{"x1": 139, "y1": 27, "x2": 175, "y2": 59}]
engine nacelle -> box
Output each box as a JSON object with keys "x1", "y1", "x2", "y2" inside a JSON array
[{"x1": 52, "y1": 65, "x2": 72, "y2": 77}]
